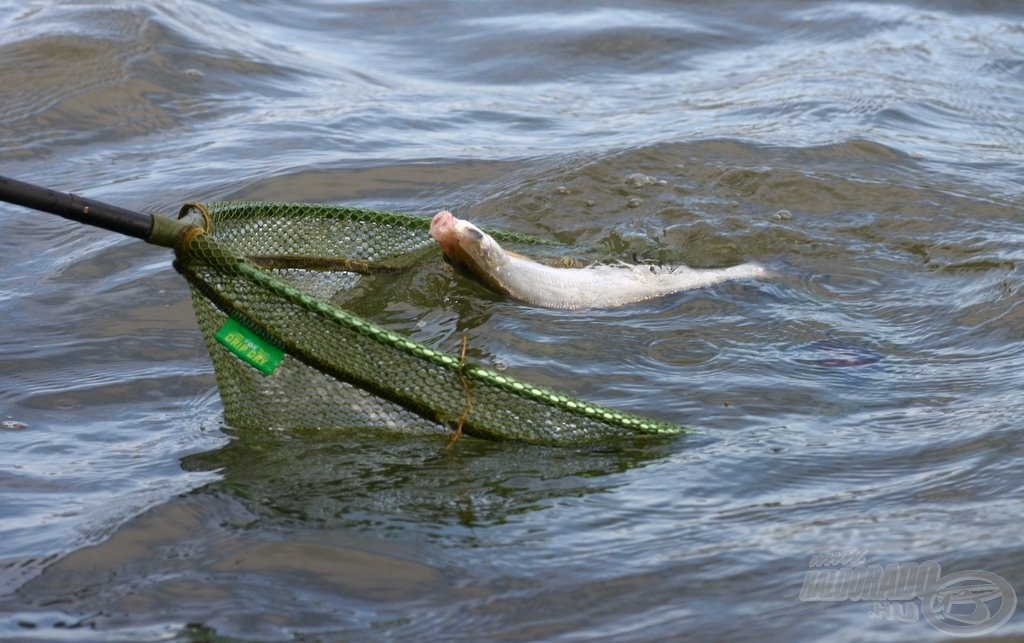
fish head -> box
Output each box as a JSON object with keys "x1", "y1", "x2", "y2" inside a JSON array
[{"x1": 430, "y1": 210, "x2": 509, "y2": 283}]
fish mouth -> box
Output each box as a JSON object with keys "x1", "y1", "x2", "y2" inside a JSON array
[
  {"x1": 429, "y1": 210, "x2": 455, "y2": 238},
  {"x1": 429, "y1": 210, "x2": 502, "y2": 288},
  {"x1": 430, "y1": 210, "x2": 461, "y2": 258}
]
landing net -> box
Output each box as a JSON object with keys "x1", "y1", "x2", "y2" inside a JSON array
[{"x1": 173, "y1": 202, "x2": 686, "y2": 445}]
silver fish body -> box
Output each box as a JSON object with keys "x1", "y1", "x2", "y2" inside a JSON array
[{"x1": 429, "y1": 210, "x2": 765, "y2": 310}]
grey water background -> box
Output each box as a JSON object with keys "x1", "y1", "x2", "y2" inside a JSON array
[{"x1": 1, "y1": 0, "x2": 1023, "y2": 639}]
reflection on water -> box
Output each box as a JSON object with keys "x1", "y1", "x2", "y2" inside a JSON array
[
  {"x1": 2, "y1": 0, "x2": 1024, "y2": 640},
  {"x1": 182, "y1": 429, "x2": 678, "y2": 533},
  {"x1": 5, "y1": 433, "x2": 678, "y2": 638}
]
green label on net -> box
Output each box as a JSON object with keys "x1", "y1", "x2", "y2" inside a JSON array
[{"x1": 214, "y1": 318, "x2": 283, "y2": 375}]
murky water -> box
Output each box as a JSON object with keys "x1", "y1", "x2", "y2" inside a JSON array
[{"x1": 2, "y1": 1, "x2": 1023, "y2": 640}]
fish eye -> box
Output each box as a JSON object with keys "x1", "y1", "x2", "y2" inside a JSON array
[{"x1": 465, "y1": 227, "x2": 484, "y2": 241}]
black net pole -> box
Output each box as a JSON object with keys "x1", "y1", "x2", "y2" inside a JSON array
[{"x1": 0, "y1": 174, "x2": 154, "y2": 241}]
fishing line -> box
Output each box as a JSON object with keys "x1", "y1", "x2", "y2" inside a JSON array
[{"x1": 385, "y1": 0, "x2": 449, "y2": 214}]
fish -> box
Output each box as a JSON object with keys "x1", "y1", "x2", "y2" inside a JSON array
[{"x1": 429, "y1": 210, "x2": 766, "y2": 310}]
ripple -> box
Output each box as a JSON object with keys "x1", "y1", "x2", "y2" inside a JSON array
[{"x1": 3, "y1": 1, "x2": 1024, "y2": 640}]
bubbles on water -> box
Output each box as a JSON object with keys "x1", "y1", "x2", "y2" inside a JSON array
[
  {"x1": 774, "y1": 209, "x2": 793, "y2": 221},
  {"x1": 626, "y1": 197, "x2": 643, "y2": 208},
  {"x1": 625, "y1": 173, "x2": 649, "y2": 187},
  {"x1": 1, "y1": 420, "x2": 28, "y2": 430},
  {"x1": 792, "y1": 338, "x2": 883, "y2": 368},
  {"x1": 624, "y1": 172, "x2": 666, "y2": 188}
]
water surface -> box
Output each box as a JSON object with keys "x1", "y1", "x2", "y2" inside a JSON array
[{"x1": 1, "y1": 1, "x2": 1022, "y2": 640}]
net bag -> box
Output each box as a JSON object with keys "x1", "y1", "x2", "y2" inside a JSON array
[{"x1": 172, "y1": 202, "x2": 686, "y2": 445}]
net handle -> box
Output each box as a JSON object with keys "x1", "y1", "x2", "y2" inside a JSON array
[{"x1": 0, "y1": 174, "x2": 190, "y2": 248}]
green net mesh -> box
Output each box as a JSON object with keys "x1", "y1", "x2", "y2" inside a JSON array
[{"x1": 173, "y1": 202, "x2": 686, "y2": 445}]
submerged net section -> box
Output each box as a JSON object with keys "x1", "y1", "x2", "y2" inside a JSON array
[{"x1": 173, "y1": 202, "x2": 685, "y2": 445}]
